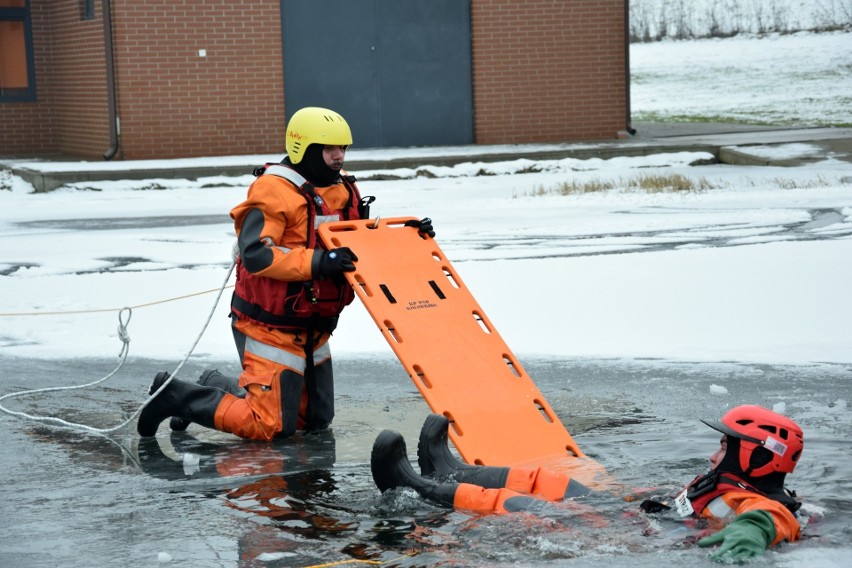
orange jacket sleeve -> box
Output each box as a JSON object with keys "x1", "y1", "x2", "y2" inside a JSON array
[
  {"x1": 714, "y1": 491, "x2": 801, "y2": 545},
  {"x1": 230, "y1": 175, "x2": 315, "y2": 281}
]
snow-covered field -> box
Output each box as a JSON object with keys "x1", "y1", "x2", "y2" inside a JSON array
[
  {"x1": 1, "y1": 144, "x2": 851, "y2": 366},
  {"x1": 630, "y1": 0, "x2": 852, "y2": 39},
  {"x1": 1, "y1": 31, "x2": 852, "y2": 366},
  {"x1": 630, "y1": 30, "x2": 852, "y2": 125}
]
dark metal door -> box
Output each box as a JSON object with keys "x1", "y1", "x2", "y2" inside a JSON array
[{"x1": 281, "y1": 0, "x2": 473, "y2": 148}]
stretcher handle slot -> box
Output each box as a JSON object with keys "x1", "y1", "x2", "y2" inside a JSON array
[
  {"x1": 535, "y1": 399, "x2": 554, "y2": 423},
  {"x1": 473, "y1": 311, "x2": 491, "y2": 334},
  {"x1": 354, "y1": 274, "x2": 371, "y2": 297},
  {"x1": 503, "y1": 354, "x2": 521, "y2": 377},
  {"x1": 384, "y1": 320, "x2": 401, "y2": 343},
  {"x1": 443, "y1": 267, "x2": 460, "y2": 289},
  {"x1": 412, "y1": 364, "x2": 432, "y2": 389}
]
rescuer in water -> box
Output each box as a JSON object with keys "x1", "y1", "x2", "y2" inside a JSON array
[{"x1": 371, "y1": 405, "x2": 804, "y2": 563}]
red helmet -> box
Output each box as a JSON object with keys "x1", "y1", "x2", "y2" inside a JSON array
[{"x1": 702, "y1": 405, "x2": 804, "y2": 477}]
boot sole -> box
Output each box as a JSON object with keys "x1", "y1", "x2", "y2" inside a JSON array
[
  {"x1": 169, "y1": 416, "x2": 190, "y2": 431},
  {"x1": 370, "y1": 429, "x2": 409, "y2": 493},
  {"x1": 137, "y1": 371, "x2": 172, "y2": 437},
  {"x1": 148, "y1": 371, "x2": 171, "y2": 395},
  {"x1": 418, "y1": 413, "x2": 460, "y2": 476}
]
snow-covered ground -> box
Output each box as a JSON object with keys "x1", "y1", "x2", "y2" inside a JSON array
[
  {"x1": 630, "y1": 31, "x2": 852, "y2": 125},
  {"x1": 1, "y1": 30, "x2": 851, "y2": 366},
  {"x1": 1, "y1": 145, "x2": 851, "y2": 366},
  {"x1": 630, "y1": 0, "x2": 852, "y2": 39}
]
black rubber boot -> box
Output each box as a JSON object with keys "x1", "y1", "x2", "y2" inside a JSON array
[
  {"x1": 170, "y1": 369, "x2": 243, "y2": 432},
  {"x1": 417, "y1": 413, "x2": 510, "y2": 488},
  {"x1": 138, "y1": 371, "x2": 227, "y2": 437},
  {"x1": 370, "y1": 429, "x2": 458, "y2": 508}
]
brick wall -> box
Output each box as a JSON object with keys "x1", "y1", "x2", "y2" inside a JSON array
[
  {"x1": 111, "y1": 0, "x2": 284, "y2": 160},
  {"x1": 471, "y1": 0, "x2": 628, "y2": 143},
  {"x1": 48, "y1": 1, "x2": 110, "y2": 158},
  {"x1": 2, "y1": 1, "x2": 627, "y2": 159}
]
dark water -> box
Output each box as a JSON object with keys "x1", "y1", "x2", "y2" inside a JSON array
[{"x1": 1, "y1": 355, "x2": 849, "y2": 567}]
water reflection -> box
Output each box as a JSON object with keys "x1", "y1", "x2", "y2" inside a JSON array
[
  {"x1": 8, "y1": 355, "x2": 850, "y2": 567},
  {"x1": 20, "y1": 417, "x2": 834, "y2": 567},
  {"x1": 136, "y1": 430, "x2": 389, "y2": 565},
  {"x1": 137, "y1": 430, "x2": 337, "y2": 481},
  {"x1": 136, "y1": 431, "x2": 351, "y2": 539}
]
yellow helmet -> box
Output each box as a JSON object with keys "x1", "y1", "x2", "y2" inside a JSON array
[{"x1": 285, "y1": 107, "x2": 353, "y2": 164}]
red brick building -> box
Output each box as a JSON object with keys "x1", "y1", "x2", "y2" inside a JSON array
[{"x1": 1, "y1": 0, "x2": 629, "y2": 160}]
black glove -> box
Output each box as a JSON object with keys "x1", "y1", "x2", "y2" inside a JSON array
[
  {"x1": 313, "y1": 247, "x2": 358, "y2": 279},
  {"x1": 639, "y1": 499, "x2": 671, "y2": 514},
  {"x1": 404, "y1": 217, "x2": 435, "y2": 238}
]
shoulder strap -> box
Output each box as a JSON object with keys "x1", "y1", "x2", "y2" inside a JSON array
[
  {"x1": 262, "y1": 164, "x2": 308, "y2": 187},
  {"x1": 255, "y1": 163, "x2": 322, "y2": 246},
  {"x1": 687, "y1": 471, "x2": 801, "y2": 514},
  {"x1": 258, "y1": 163, "x2": 366, "y2": 222},
  {"x1": 338, "y1": 170, "x2": 359, "y2": 220}
]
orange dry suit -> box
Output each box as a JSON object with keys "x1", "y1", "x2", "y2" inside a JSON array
[
  {"x1": 449, "y1": 465, "x2": 591, "y2": 514},
  {"x1": 671, "y1": 470, "x2": 802, "y2": 545},
  {"x1": 450, "y1": 465, "x2": 801, "y2": 546},
  {"x1": 215, "y1": 163, "x2": 364, "y2": 441}
]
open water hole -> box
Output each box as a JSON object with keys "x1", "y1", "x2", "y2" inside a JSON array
[{"x1": 0, "y1": 355, "x2": 849, "y2": 567}]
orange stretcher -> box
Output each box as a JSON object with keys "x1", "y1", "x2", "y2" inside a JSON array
[{"x1": 320, "y1": 217, "x2": 610, "y2": 487}]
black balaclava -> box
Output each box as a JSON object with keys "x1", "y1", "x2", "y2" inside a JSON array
[
  {"x1": 283, "y1": 144, "x2": 340, "y2": 186},
  {"x1": 715, "y1": 436, "x2": 787, "y2": 495}
]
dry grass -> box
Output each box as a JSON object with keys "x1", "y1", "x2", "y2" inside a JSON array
[
  {"x1": 628, "y1": 172, "x2": 717, "y2": 192},
  {"x1": 527, "y1": 172, "x2": 721, "y2": 196},
  {"x1": 523, "y1": 172, "x2": 841, "y2": 197},
  {"x1": 766, "y1": 175, "x2": 833, "y2": 189}
]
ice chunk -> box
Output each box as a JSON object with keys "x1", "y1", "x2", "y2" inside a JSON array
[
  {"x1": 257, "y1": 552, "x2": 298, "y2": 561},
  {"x1": 709, "y1": 384, "x2": 728, "y2": 395},
  {"x1": 182, "y1": 452, "x2": 201, "y2": 476}
]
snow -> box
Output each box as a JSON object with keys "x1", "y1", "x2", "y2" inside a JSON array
[
  {"x1": 630, "y1": 31, "x2": 852, "y2": 126},
  {"x1": 732, "y1": 143, "x2": 823, "y2": 160},
  {"x1": 1, "y1": 31, "x2": 851, "y2": 367},
  {"x1": 631, "y1": 0, "x2": 852, "y2": 38},
  {"x1": 2, "y1": 147, "x2": 851, "y2": 366}
]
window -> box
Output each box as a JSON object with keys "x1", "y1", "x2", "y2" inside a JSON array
[
  {"x1": 80, "y1": 0, "x2": 94, "y2": 21},
  {"x1": 0, "y1": 0, "x2": 35, "y2": 102}
]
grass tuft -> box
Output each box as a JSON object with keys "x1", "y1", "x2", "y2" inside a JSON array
[
  {"x1": 528, "y1": 173, "x2": 720, "y2": 196},
  {"x1": 522, "y1": 172, "x2": 841, "y2": 197}
]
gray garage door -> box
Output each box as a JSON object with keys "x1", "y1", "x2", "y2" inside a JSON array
[{"x1": 281, "y1": 0, "x2": 473, "y2": 148}]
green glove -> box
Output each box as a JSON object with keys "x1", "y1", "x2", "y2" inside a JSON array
[{"x1": 698, "y1": 509, "x2": 776, "y2": 563}]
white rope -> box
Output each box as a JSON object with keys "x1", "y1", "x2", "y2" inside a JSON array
[{"x1": 0, "y1": 260, "x2": 236, "y2": 435}]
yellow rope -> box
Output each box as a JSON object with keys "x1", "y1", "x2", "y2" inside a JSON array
[
  {"x1": 0, "y1": 284, "x2": 235, "y2": 317},
  {"x1": 302, "y1": 553, "x2": 416, "y2": 568}
]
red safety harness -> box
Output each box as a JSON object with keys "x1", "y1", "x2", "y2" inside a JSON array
[
  {"x1": 674, "y1": 470, "x2": 800, "y2": 517},
  {"x1": 231, "y1": 164, "x2": 363, "y2": 333}
]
